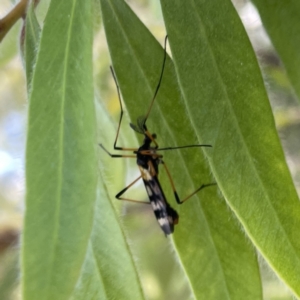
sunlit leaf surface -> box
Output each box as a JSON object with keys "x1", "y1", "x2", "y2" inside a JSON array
[
  {"x1": 23, "y1": 1, "x2": 97, "y2": 299},
  {"x1": 99, "y1": 0, "x2": 262, "y2": 299},
  {"x1": 161, "y1": 0, "x2": 300, "y2": 298}
]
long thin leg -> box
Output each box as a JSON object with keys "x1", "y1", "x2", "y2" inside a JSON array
[
  {"x1": 116, "y1": 175, "x2": 151, "y2": 204},
  {"x1": 161, "y1": 160, "x2": 216, "y2": 204},
  {"x1": 108, "y1": 66, "x2": 137, "y2": 152},
  {"x1": 157, "y1": 144, "x2": 212, "y2": 151},
  {"x1": 99, "y1": 144, "x2": 137, "y2": 158},
  {"x1": 143, "y1": 35, "x2": 168, "y2": 125}
]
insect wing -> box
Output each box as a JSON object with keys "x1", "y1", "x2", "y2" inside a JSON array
[
  {"x1": 143, "y1": 176, "x2": 179, "y2": 235},
  {"x1": 130, "y1": 116, "x2": 146, "y2": 134}
]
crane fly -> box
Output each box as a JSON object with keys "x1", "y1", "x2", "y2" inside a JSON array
[{"x1": 100, "y1": 36, "x2": 214, "y2": 235}]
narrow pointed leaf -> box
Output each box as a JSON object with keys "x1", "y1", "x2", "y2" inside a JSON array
[
  {"x1": 160, "y1": 0, "x2": 300, "y2": 297},
  {"x1": 22, "y1": 1, "x2": 97, "y2": 299},
  {"x1": 99, "y1": 0, "x2": 262, "y2": 299},
  {"x1": 24, "y1": 2, "x2": 41, "y2": 88}
]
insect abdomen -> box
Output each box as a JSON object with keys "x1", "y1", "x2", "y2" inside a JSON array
[{"x1": 143, "y1": 176, "x2": 179, "y2": 235}]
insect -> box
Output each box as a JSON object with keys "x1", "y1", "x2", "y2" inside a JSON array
[{"x1": 100, "y1": 36, "x2": 214, "y2": 235}]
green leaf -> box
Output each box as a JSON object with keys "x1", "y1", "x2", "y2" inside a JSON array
[
  {"x1": 71, "y1": 100, "x2": 146, "y2": 299},
  {"x1": 250, "y1": 0, "x2": 300, "y2": 102},
  {"x1": 160, "y1": 0, "x2": 300, "y2": 297},
  {"x1": 24, "y1": 2, "x2": 41, "y2": 89},
  {"x1": 99, "y1": 0, "x2": 262, "y2": 299},
  {"x1": 70, "y1": 241, "x2": 107, "y2": 300},
  {"x1": 71, "y1": 186, "x2": 146, "y2": 300},
  {"x1": 22, "y1": 1, "x2": 97, "y2": 299}
]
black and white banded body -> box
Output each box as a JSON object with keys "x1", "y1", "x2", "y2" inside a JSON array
[{"x1": 136, "y1": 132, "x2": 179, "y2": 235}]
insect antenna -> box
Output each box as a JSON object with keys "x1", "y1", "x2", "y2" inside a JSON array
[
  {"x1": 143, "y1": 35, "x2": 169, "y2": 129},
  {"x1": 110, "y1": 65, "x2": 124, "y2": 150},
  {"x1": 157, "y1": 144, "x2": 212, "y2": 151}
]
